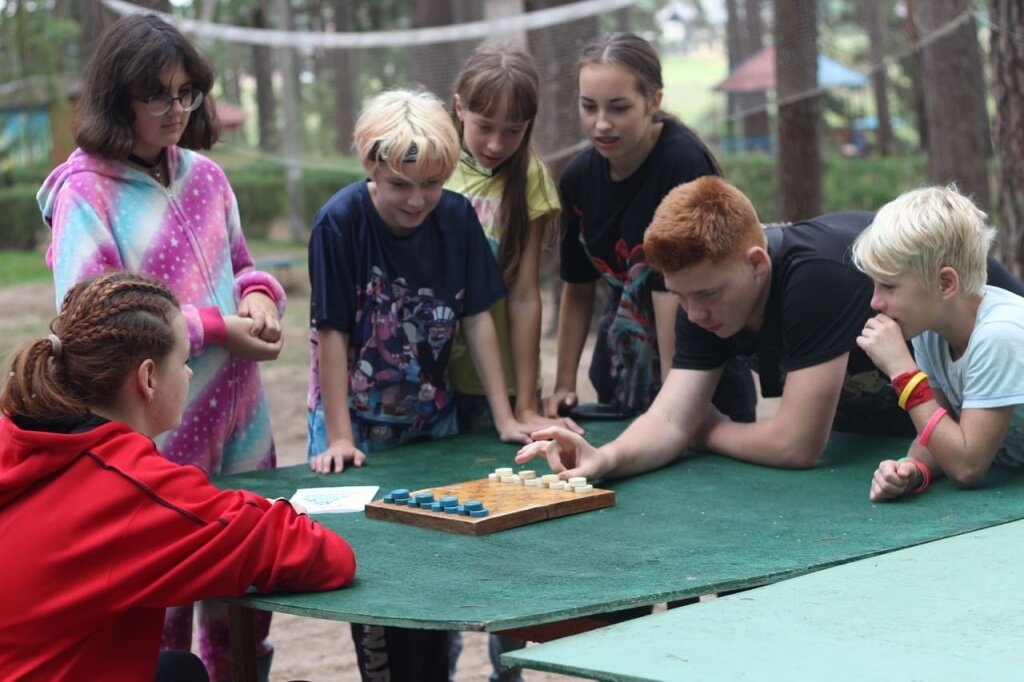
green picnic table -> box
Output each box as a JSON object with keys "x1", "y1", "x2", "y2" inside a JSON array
[
  {"x1": 502, "y1": 518, "x2": 1024, "y2": 680},
  {"x1": 214, "y1": 421, "x2": 1024, "y2": 680}
]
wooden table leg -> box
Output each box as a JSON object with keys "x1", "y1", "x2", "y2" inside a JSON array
[{"x1": 227, "y1": 604, "x2": 258, "y2": 682}]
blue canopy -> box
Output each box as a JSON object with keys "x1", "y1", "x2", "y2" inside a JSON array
[
  {"x1": 715, "y1": 46, "x2": 867, "y2": 93},
  {"x1": 818, "y1": 55, "x2": 868, "y2": 88}
]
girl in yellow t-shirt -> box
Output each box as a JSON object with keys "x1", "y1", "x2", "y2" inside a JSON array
[{"x1": 447, "y1": 44, "x2": 582, "y2": 437}]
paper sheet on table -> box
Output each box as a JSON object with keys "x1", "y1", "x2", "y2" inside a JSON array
[{"x1": 290, "y1": 486, "x2": 380, "y2": 514}]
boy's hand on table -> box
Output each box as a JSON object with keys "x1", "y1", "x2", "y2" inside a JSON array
[
  {"x1": 310, "y1": 440, "x2": 367, "y2": 475},
  {"x1": 869, "y1": 458, "x2": 919, "y2": 502}
]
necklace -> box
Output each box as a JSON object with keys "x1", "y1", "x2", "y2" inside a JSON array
[{"x1": 127, "y1": 149, "x2": 167, "y2": 185}]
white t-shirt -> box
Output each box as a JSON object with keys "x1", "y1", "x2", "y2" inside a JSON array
[{"x1": 913, "y1": 285, "x2": 1024, "y2": 466}]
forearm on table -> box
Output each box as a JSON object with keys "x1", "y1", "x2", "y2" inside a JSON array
[
  {"x1": 904, "y1": 398, "x2": 1008, "y2": 487},
  {"x1": 600, "y1": 410, "x2": 692, "y2": 477},
  {"x1": 702, "y1": 416, "x2": 829, "y2": 469}
]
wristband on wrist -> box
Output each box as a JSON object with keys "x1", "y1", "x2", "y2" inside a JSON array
[
  {"x1": 198, "y1": 306, "x2": 227, "y2": 345},
  {"x1": 892, "y1": 371, "x2": 919, "y2": 391},
  {"x1": 898, "y1": 456, "x2": 932, "y2": 494},
  {"x1": 917, "y1": 406, "x2": 948, "y2": 447},
  {"x1": 241, "y1": 283, "x2": 276, "y2": 302},
  {"x1": 897, "y1": 371, "x2": 928, "y2": 410},
  {"x1": 903, "y1": 381, "x2": 934, "y2": 410}
]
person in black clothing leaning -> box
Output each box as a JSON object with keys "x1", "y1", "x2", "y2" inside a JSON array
[{"x1": 518, "y1": 176, "x2": 1024, "y2": 478}]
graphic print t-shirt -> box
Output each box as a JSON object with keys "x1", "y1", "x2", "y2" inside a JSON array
[{"x1": 308, "y1": 181, "x2": 505, "y2": 449}]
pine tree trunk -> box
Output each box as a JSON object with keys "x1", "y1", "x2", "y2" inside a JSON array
[
  {"x1": 774, "y1": 0, "x2": 821, "y2": 222},
  {"x1": 913, "y1": 0, "x2": 991, "y2": 212},
  {"x1": 990, "y1": 0, "x2": 1024, "y2": 273}
]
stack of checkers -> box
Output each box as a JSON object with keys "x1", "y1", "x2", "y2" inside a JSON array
[
  {"x1": 380, "y1": 488, "x2": 489, "y2": 517},
  {"x1": 486, "y1": 467, "x2": 593, "y2": 493}
]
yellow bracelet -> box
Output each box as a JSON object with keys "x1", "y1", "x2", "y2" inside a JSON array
[{"x1": 897, "y1": 371, "x2": 928, "y2": 410}]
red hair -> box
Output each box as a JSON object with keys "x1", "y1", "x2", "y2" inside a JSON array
[{"x1": 645, "y1": 176, "x2": 765, "y2": 272}]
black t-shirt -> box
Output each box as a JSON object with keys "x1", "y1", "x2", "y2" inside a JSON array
[
  {"x1": 559, "y1": 119, "x2": 718, "y2": 285},
  {"x1": 559, "y1": 119, "x2": 721, "y2": 411},
  {"x1": 673, "y1": 212, "x2": 879, "y2": 387},
  {"x1": 672, "y1": 212, "x2": 1024, "y2": 436}
]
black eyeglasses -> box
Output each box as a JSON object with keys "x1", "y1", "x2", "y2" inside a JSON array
[{"x1": 137, "y1": 88, "x2": 204, "y2": 116}]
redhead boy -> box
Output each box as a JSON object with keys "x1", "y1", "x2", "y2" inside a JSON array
[{"x1": 517, "y1": 177, "x2": 1023, "y2": 480}]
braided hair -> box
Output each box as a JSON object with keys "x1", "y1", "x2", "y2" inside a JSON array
[{"x1": 0, "y1": 272, "x2": 179, "y2": 420}]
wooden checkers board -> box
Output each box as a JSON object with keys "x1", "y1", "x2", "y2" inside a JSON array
[{"x1": 364, "y1": 478, "x2": 615, "y2": 536}]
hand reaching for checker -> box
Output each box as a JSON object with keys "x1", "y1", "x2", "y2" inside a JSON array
[{"x1": 515, "y1": 426, "x2": 613, "y2": 481}]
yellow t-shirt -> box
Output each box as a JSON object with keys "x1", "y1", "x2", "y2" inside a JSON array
[{"x1": 446, "y1": 152, "x2": 560, "y2": 396}]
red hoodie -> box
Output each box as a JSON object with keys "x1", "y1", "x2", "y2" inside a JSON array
[{"x1": 0, "y1": 415, "x2": 356, "y2": 681}]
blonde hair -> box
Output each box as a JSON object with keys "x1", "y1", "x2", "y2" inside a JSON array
[
  {"x1": 354, "y1": 89, "x2": 459, "y2": 181},
  {"x1": 853, "y1": 185, "x2": 993, "y2": 295}
]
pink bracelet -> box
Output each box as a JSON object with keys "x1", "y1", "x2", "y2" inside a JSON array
[
  {"x1": 917, "y1": 407, "x2": 948, "y2": 447},
  {"x1": 906, "y1": 459, "x2": 932, "y2": 494}
]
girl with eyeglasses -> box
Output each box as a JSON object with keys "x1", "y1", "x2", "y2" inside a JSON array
[{"x1": 37, "y1": 13, "x2": 286, "y2": 682}]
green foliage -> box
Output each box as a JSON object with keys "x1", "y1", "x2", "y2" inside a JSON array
[
  {"x1": 225, "y1": 163, "x2": 365, "y2": 238},
  {"x1": 0, "y1": 8, "x2": 80, "y2": 83},
  {"x1": 822, "y1": 154, "x2": 928, "y2": 213},
  {"x1": 0, "y1": 162, "x2": 51, "y2": 189},
  {"x1": 720, "y1": 153, "x2": 778, "y2": 220},
  {"x1": 721, "y1": 153, "x2": 928, "y2": 223},
  {"x1": 299, "y1": 167, "x2": 366, "y2": 224},
  {"x1": 230, "y1": 172, "x2": 284, "y2": 239},
  {"x1": 0, "y1": 185, "x2": 44, "y2": 251}
]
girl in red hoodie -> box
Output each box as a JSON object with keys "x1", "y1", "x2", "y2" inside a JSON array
[{"x1": 0, "y1": 272, "x2": 356, "y2": 682}]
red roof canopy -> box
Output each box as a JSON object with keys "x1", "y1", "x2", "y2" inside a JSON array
[
  {"x1": 212, "y1": 100, "x2": 246, "y2": 129},
  {"x1": 713, "y1": 46, "x2": 778, "y2": 94}
]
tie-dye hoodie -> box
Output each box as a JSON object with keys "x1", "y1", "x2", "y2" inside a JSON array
[{"x1": 37, "y1": 146, "x2": 284, "y2": 477}]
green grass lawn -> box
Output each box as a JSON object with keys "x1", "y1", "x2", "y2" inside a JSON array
[
  {"x1": 0, "y1": 249, "x2": 50, "y2": 287},
  {"x1": 0, "y1": 238, "x2": 307, "y2": 289},
  {"x1": 660, "y1": 51, "x2": 729, "y2": 136}
]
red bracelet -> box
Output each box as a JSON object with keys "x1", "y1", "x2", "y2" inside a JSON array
[
  {"x1": 903, "y1": 381, "x2": 934, "y2": 411},
  {"x1": 917, "y1": 407, "x2": 947, "y2": 447},
  {"x1": 905, "y1": 458, "x2": 932, "y2": 494},
  {"x1": 892, "y1": 370, "x2": 920, "y2": 395}
]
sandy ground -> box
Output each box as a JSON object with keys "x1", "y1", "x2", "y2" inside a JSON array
[{"x1": 0, "y1": 276, "x2": 594, "y2": 682}]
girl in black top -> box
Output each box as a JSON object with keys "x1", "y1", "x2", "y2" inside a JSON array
[{"x1": 546, "y1": 32, "x2": 754, "y2": 421}]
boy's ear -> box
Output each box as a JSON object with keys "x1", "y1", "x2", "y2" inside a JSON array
[
  {"x1": 937, "y1": 266, "x2": 960, "y2": 298},
  {"x1": 746, "y1": 245, "x2": 770, "y2": 276},
  {"x1": 453, "y1": 93, "x2": 464, "y2": 121}
]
